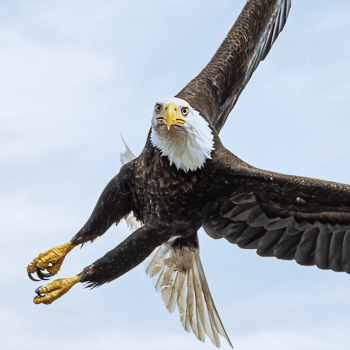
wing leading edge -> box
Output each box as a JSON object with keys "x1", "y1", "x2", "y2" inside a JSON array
[{"x1": 176, "y1": 0, "x2": 291, "y2": 133}]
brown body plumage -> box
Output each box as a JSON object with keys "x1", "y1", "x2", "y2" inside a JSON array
[{"x1": 131, "y1": 134, "x2": 224, "y2": 230}]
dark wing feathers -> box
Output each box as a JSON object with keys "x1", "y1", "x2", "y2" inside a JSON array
[
  {"x1": 176, "y1": 0, "x2": 291, "y2": 133},
  {"x1": 203, "y1": 154, "x2": 350, "y2": 273}
]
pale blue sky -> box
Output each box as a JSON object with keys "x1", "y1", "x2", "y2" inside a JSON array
[{"x1": 1, "y1": 1, "x2": 350, "y2": 349}]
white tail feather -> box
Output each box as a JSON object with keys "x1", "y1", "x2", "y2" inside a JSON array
[
  {"x1": 120, "y1": 138, "x2": 232, "y2": 348},
  {"x1": 145, "y1": 243, "x2": 233, "y2": 348}
]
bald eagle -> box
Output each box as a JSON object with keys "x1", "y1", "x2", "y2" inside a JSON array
[{"x1": 27, "y1": 0, "x2": 350, "y2": 347}]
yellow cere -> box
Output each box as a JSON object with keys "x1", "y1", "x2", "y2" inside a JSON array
[{"x1": 156, "y1": 102, "x2": 187, "y2": 130}]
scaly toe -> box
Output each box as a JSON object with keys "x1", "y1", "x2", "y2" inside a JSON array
[{"x1": 33, "y1": 276, "x2": 80, "y2": 305}]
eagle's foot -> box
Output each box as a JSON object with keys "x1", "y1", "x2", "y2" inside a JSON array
[
  {"x1": 27, "y1": 242, "x2": 75, "y2": 281},
  {"x1": 33, "y1": 275, "x2": 80, "y2": 305}
]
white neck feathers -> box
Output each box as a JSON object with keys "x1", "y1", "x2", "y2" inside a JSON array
[{"x1": 151, "y1": 109, "x2": 214, "y2": 172}]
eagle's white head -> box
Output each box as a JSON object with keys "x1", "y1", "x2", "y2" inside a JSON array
[{"x1": 150, "y1": 97, "x2": 214, "y2": 172}]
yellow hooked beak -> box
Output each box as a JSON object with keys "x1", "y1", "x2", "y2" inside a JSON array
[{"x1": 156, "y1": 103, "x2": 186, "y2": 130}]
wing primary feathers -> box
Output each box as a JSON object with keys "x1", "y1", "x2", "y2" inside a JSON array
[
  {"x1": 342, "y1": 231, "x2": 350, "y2": 273},
  {"x1": 294, "y1": 226, "x2": 319, "y2": 266},
  {"x1": 144, "y1": 242, "x2": 233, "y2": 348},
  {"x1": 314, "y1": 226, "x2": 332, "y2": 270},
  {"x1": 204, "y1": 183, "x2": 350, "y2": 273},
  {"x1": 328, "y1": 230, "x2": 345, "y2": 272},
  {"x1": 259, "y1": 0, "x2": 292, "y2": 61},
  {"x1": 176, "y1": 0, "x2": 292, "y2": 133}
]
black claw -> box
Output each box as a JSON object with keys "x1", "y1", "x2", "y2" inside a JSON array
[
  {"x1": 39, "y1": 270, "x2": 52, "y2": 278},
  {"x1": 33, "y1": 295, "x2": 41, "y2": 302},
  {"x1": 28, "y1": 271, "x2": 40, "y2": 282},
  {"x1": 35, "y1": 266, "x2": 52, "y2": 280},
  {"x1": 33, "y1": 286, "x2": 44, "y2": 303},
  {"x1": 35, "y1": 286, "x2": 43, "y2": 295}
]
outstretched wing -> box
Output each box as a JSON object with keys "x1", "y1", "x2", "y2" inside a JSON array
[
  {"x1": 205, "y1": 148, "x2": 350, "y2": 272},
  {"x1": 176, "y1": 0, "x2": 291, "y2": 133}
]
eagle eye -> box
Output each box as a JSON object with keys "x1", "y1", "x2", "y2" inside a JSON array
[
  {"x1": 154, "y1": 104, "x2": 162, "y2": 113},
  {"x1": 181, "y1": 106, "x2": 189, "y2": 116}
]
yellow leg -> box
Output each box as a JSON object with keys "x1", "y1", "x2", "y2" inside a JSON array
[
  {"x1": 27, "y1": 242, "x2": 75, "y2": 279},
  {"x1": 34, "y1": 275, "x2": 80, "y2": 305}
]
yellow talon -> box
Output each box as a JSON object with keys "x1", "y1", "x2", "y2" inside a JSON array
[
  {"x1": 34, "y1": 275, "x2": 80, "y2": 305},
  {"x1": 27, "y1": 242, "x2": 75, "y2": 279}
]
